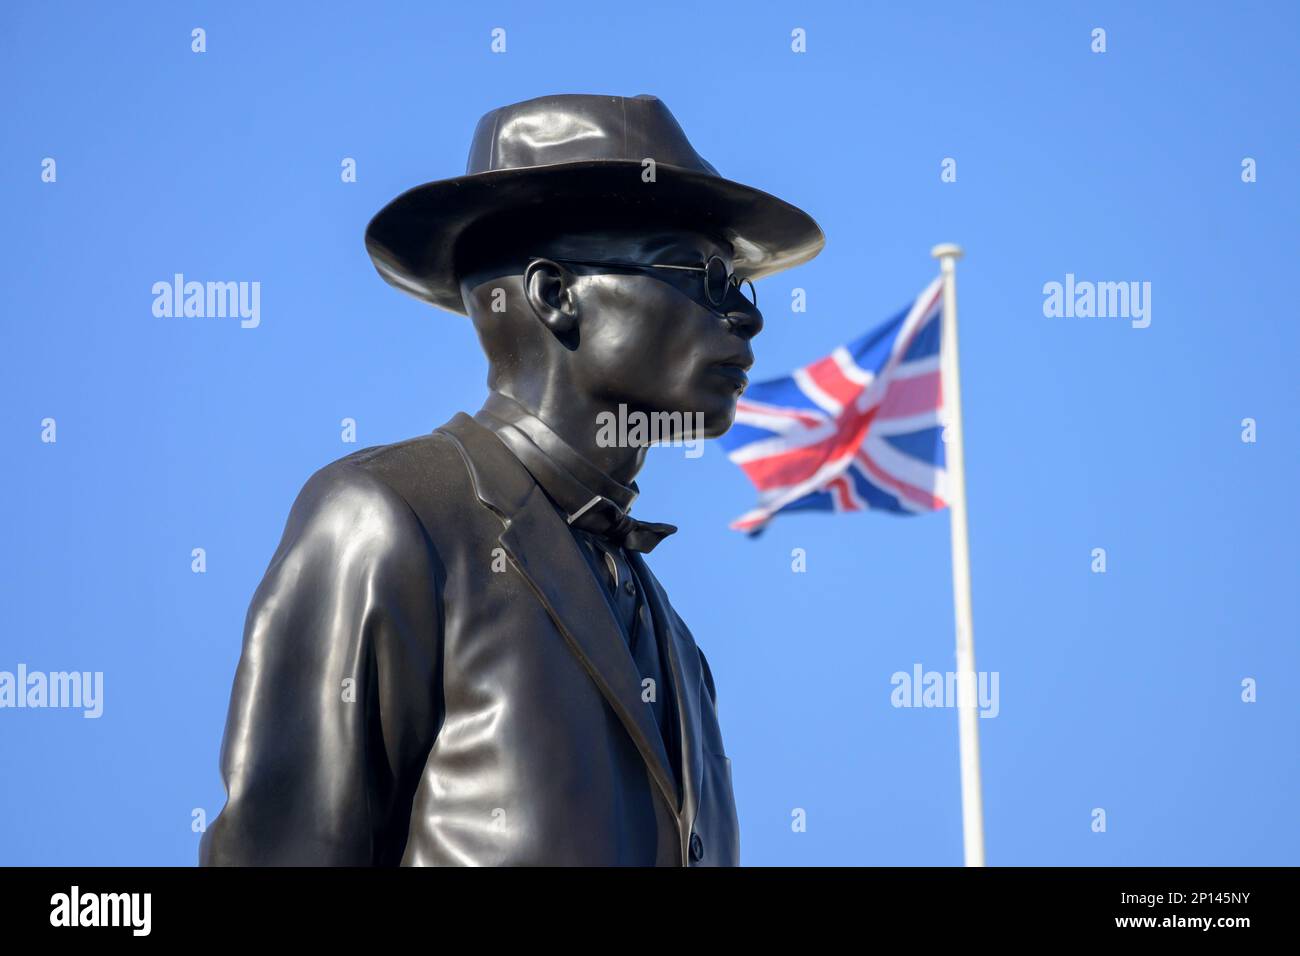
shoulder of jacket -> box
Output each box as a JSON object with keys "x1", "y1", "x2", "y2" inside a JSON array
[
  {"x1": 283, "y1": 447, "x2": 436, "y2": 556},
  {"x1": 298, "y1": 429, "x2": 493, "y2": 549}
]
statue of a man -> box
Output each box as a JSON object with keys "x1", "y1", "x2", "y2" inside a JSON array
[{"x1": 200, "y1": 94, "x2": 823, "y2": 866}]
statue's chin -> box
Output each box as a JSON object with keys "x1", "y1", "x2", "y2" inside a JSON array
[{"x1": 698, "y1": 406, "x2": 738, "y2": 440}]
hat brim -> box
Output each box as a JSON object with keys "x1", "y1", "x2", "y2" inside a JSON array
[{"x1": 364, "y1": 161, "x2": 825, "y2": 315}]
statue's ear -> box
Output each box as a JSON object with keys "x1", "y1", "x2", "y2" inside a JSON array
[{"x1": 523, "y1": 258, "x2": 578, "y2": 335}]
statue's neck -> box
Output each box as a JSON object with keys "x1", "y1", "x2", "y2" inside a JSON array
[{"x1": 484, "y1": 387, "x2": 648, "y2": 487}]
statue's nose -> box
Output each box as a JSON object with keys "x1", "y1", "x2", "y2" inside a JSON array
[{"x1": 724, "y1": 303, "x2": 763, "y2": 340}]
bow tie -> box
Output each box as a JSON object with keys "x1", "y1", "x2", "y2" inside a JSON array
[{"x1": 568, "y1": 495, "x2": 678, "y2": 554}]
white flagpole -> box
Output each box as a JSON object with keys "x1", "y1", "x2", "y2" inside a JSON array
[{"x1": 930, "y1": 243, "x2": 986, "y2": 867}]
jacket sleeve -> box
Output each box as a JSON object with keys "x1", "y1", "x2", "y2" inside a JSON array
[{"x1": 200, "y1": 461, "x2": 442, "y2": 866}]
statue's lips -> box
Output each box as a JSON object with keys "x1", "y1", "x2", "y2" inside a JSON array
[{"x1": 707, "y1": 363, "x2": 750, "y2": 389}]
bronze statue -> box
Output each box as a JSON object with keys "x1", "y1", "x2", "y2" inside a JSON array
[{"x1": 200, "y1": 93, "x2": 823, "y2": 866}]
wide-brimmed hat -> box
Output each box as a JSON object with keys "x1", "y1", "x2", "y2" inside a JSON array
[{"x1": 364, "y1": 93, "x2": 825, "y2": 315}]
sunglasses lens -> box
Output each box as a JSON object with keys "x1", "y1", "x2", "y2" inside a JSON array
[
  {"x1": 705, "y1": 256, "x2": 730, "y2": 305},
  {"x1": 739, "y1": 277, "x2": 757, "y2": 307}
]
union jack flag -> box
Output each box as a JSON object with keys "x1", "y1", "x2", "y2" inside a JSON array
[{"x1": 720, "y1": 278, "x2": 950, "y2": 533}]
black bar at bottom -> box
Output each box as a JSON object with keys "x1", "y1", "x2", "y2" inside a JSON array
[{"x1": 0, "y1": 866, "x2": 1283, "y2": 940}]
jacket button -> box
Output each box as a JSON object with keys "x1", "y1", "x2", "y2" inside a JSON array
[{"x1": 689, "y1": 832, "x2": 705, "y2": 862}]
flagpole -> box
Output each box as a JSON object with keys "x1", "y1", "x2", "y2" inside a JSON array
[{"x1": 930, "y1": 243, "x2": 986, "y2": 867}]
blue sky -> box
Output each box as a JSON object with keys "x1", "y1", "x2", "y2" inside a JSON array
[{"x1": 1, "y1": 1, "x2": 1296, "y2": 865}]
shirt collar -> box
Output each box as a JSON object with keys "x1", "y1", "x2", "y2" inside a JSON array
[{"x1": 476, "y1": 391, "x2": 639, "y2": 521}]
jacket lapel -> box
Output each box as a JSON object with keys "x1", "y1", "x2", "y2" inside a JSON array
[
  {"x1": 439, "y1": 414, "x2": 681, "y2": 814},
  {"x1": 628, "y1": 552, "x2": 705, "y2": 839}
]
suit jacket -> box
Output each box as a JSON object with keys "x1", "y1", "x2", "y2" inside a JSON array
[{"x1": 200, "y1": 412, "x2": 740, "y2": 866}]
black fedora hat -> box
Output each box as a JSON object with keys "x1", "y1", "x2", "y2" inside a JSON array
[{"x1": 364, "y1": 93, "x2": 825, "y2": 315}]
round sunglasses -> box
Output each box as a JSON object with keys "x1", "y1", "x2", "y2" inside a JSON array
[{"x1": 532, "y1": 254, "x2": 757, "y2": 309}]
